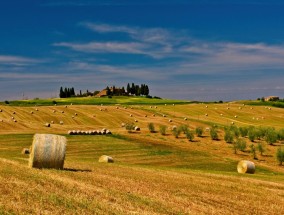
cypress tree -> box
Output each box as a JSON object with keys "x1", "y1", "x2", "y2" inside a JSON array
[
  {"x1": 59, "y1": 87, "x2": 64, "y2": 98},
  {"x1": 127, "y1": 83, "x2": 130, "y2": 94},
  {"x1": 145, "y1": 85, "x2": 149, "y2": 96}
]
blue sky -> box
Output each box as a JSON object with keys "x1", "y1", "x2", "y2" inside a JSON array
[{"x1": 0, "y1": 0, "x2": 284, "y2": 101}]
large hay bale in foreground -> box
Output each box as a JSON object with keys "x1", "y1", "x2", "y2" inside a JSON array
[
  {"x1": 29, "y1": 134, "x2": 67, "y2": 169},
  {"x1": 99, "y1": 155, "x2": 114, "y2": 163},
  {"x1": 237, "y1": 160, "x2": 255, "y2": 174}
]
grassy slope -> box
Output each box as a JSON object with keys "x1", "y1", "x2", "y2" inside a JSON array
[{"x1": 0, "y1": 97, "x2": 284, "y2": 214}]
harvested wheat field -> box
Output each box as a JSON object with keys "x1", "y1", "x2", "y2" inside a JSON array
[{"x1": 0, "y1": 98, "x2": 284, "y2": 214}]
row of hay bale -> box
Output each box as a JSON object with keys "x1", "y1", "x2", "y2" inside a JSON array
[{"x1": 68, "y1": 128, "x2": 112, "y2": 135}]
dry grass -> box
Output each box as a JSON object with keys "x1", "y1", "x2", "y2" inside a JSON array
[{"x1": 0, "y1": 102, "x2": 284, "y2": 214}]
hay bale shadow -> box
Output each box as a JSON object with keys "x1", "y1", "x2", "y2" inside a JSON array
[{"x1": 63, "y1": 168, "x2": 92, "y2": 172}]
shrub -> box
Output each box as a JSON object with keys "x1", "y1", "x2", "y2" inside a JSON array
[
  {"x1": 250, "y1": 144, "x2": 257, "y2": 160},
  {"x1": 125, "y1": 123, "x2": 135, "y2": 133},
  {"x1": 276, "y1": 147, "x2": 284, "y2": 165},
  {"x1": 185, "y1": 130, "x2": 194, "y2": 142},
  {"x1": 265, "y1": 128, "x2": 278, "y2": 145},
  {"x1": 172, "y1": 126, "x2": 181, "y2": 138},
  {"x1": 179, "y1": 124, "x2": 189, "y2": 134},
  {"x1": 210, "y1": 127, "x2": 218, "y2": 140},
  {"x1": 239, "y1": 127, "x2": 248, "y2": 137},
  {"x1": 159, "y1": 125, "x2": 167, "y2": 136},
  {"x1": 278, "y1": 129, "x2": 284, "y2": 141},
  {"x1": 257, "y1": 142, "x2": 265, "y2": 156},
  {"x1": 195, "y1": 127, "x2": 203, "y2": 137},
  {"x1": 224, "y1": 130, "x2": 234, "y2": 143},
  {"x1": 148, "y1": 123, "x2": 155, "y2": 133},
  {"x1": 248, "y1": 126, "x2": 256, "y2": 142},
  {"x1": 236, "y1": 138, "x2": 247, "y2": 152},
  {"x1": 52, "y1": 100, "x2": 57, "y2": 105},
  {"x1": 4, "y1": 100, "x2": 9, "y2": 104}
]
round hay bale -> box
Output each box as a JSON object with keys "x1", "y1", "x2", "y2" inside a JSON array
[
  {"x1": 153, "y1": 114, "x2": 155, "y2": 117},
  {"x1": 163, "y1": 114, "x2": 166, "y2": 117},
  {"x1": 155, "y1": 106, "x2": 157, "y2": 109},
  {"x1": 237, "y1": 160, "x2": 255, "y2": 174},
  {"x1": 31, "y1": 111, "x2": 34, "y2": 114},
  {"x1": 235, "y1": 115, "x2": 238, "y2": 118},
  {"x1": 11, "y1": 116, "x2": 14, "y2": 119},
  {"x1": 169, "y1": 119, "x2": 172, "y2": 122},
  {"x1": 53, "y1": 110, "x2": 56, "y2": 113},
  {"x1": 106, "y1": 130, "x2": 112, "y2": 135},
  {"x1": 0, "y1": 109, "x2": 2, "y2": 112},
  {"x1": 29, "y1": 134, "x2": 66, "y2": 169},
  {"x1": 51, "y1": 121, "x2": 54, "y2": 124},
  {"x1": 61, "y1": 111, "x2": 64, "y2": 113},
  {"x1": 21, "y1": 148, "x2": 30, "y2": 155},
  {"x1": 184, "y1": 118, "x2": 187, "y2": 121},
  {"x1": 45, "y1": 123, "x2": 50, "y2": 127},
  {"x1": 130, "y1": 114, "x2": 133, "y2": 117},
  {"x1": 59, "y1": 121, "x2": 64, "y2": 125},
  {"x1": 134, "y1": 126, "x2": 140, "y2": 131},
  {"x1": 145, "y1": 115, "x2": 147, "y2": 117},
  {"x1": 231, "y1": 122, "x2": 235, "y2": 124},
  {"x1": 36, "y1": 108, "x2": 39, "y2": 111},
  {"x1": 205, "y1": 113, "x2": 208, "y2": 116},
  {"x1": 65, "y1": 105, "x2": 68, "y2": 108},
  {"x1": 13, "y1": 112, "x2": 16, "y2": 114},
  {"x1": 172, "y1": 125, "x2": 177, "y2": 130},
  {"x1": 99, "y1": 155, "x2": 114, "y2": 163},
  {"x1": 121, "y1": 123, "x2": 125, "y2": 127},
  {"x1": 75, "y1": 113, "x2": 77, "y2": 116},
  {"x1": 14, "y1": 119, "x2": 17, "y2": 122},
  {"x1": 135, "y1": 119, "x2": 138, "y2": 122}
]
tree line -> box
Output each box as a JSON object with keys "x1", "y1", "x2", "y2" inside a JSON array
[{"x1": 59, "y1": 83, "x2": 150, "y2": 98}]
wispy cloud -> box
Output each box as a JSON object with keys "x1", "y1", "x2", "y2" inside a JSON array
[{"x1": 0, "y1": 55, "x2": 41, "y2": 66}]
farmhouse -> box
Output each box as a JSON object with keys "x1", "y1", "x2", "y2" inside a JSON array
[
  {"x1": 264, "y1": 96, "x2": 279, "y2": 101},
  {"x1": 96, "y1": 87, "x2": 126, "y2": 97}
]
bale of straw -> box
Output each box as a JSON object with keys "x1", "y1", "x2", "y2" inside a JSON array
[
  {"x1": 99, "y1": 155, "x2": 114, "y2": 163},
  {"x1": 59, "y1": 121, "x2": 64, "y2": 125},
  {"x1": 68, "y1": 130, "x2": 73, "y2": 135},
  {"x1": 29, "y1": 134, "x2": 66, "y2": 169},
  {"x1": 237, "y1": 160, "x2": 255, "y2": 174},
  {"x1": 169, "y1": 119, "x2": 172, "y2": 122},
  {"x1": 21, "y1": 148, "x2": 30, "y2": 155},
  {"x1": 0, "y1": 109, "x2": 2, "y2": 112},
  {"x1": 134, "y1": 126, "x2": 140, "y2": 131},
  {"x1": 45, "y1": 123, "x2": 50, "y2": 127},
  {"x1": 184, "y1": 118, "x2": 187, "y2": 121},
  {"x1": 106, "y1": 130, "x2": 112, "y2": 135}
]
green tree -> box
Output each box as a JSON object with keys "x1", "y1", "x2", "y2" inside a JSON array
[
  {"x1": 125, "y1": 123, "x2": 135, "y2": 133},
  {"x1": 278, "y1": 128, "x2": 284, "y2": 141},
  {"x1": 239, "y1": 126, "x2": 248, "y2": 137},
  {"x1": 185, "y1": 130, "x2": 194, "y2": 142},
  {"x1": 224, "y1": 129, "x2": 234, "y2": 143},
  {"x1": 265, "y1": 128, "x2": 278, "y2": 145},
  {"x1": 195, "y1": 127, "x2": 203, "y2": 137},
  {"x1": 144, "y1": 85, "x2": 149, "y2": 96},
  {"x1": 126, "y1": 83, "x2": 131, "y2": 94},
  {"x1": 106, "y1": 86, "x2": 111, "y2": 96},
  {"x1": 248, "y1": 126, "x2": 256, "y2": 142},
  {"x1": 59, "y1": 87, "x2": 64, "y2": 98},
  {"x1": 210, "y1": 127, "x2": 218, "y2": 140},
  {"x1": 131, "y1": 83, "x2": 135, "y2": 95},
  {"x1": 159, "y1": 125, "x2": 167, "y2": 135},
  {"x1": 257, "y1": 142, "x2": 265, "y2": 156},
  {"x1": 172, "y1": 126, "x2": 181, "y2": 138},
  {"x1": 276, "y1": 147, "x2": 284, "y2": 165},
  {"x1": 148, "y1": 123, "x2": 155, "y2": 133},
  {"x1": 250, "y1": 144, "x2": 257, "y2": 160}
]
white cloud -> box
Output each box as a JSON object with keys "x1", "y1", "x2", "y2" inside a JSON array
[{"x1": 0, "y1": 55, "x2": 41, "y2": 66}]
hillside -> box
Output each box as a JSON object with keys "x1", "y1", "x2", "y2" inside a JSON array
[{"x1": 0, "y1": 97, "x2": 284, "y2": 214}]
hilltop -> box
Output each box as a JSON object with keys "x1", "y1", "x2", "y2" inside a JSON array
[{"x1": 0, "y1": 97, "x2": 284, "y2": 214}]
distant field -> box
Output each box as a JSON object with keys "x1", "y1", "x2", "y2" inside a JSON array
[
  {"x1": 0, "y1": 98, "x2": 284, "y2": 214},
  {"x1": 0, "y1": 96, "x2": 192, "y2": 106}
]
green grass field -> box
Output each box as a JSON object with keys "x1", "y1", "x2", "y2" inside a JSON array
[{"x1": 0, "y1": 97, "x2": 284, "y2": 214}]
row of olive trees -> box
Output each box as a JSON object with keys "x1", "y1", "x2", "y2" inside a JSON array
[
  {"x1": 224, "y1": 125, "x2": 284, "y2": 164},
  {"x1": 146, "y1": 122, "x2": 284, "y2": 165}
]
